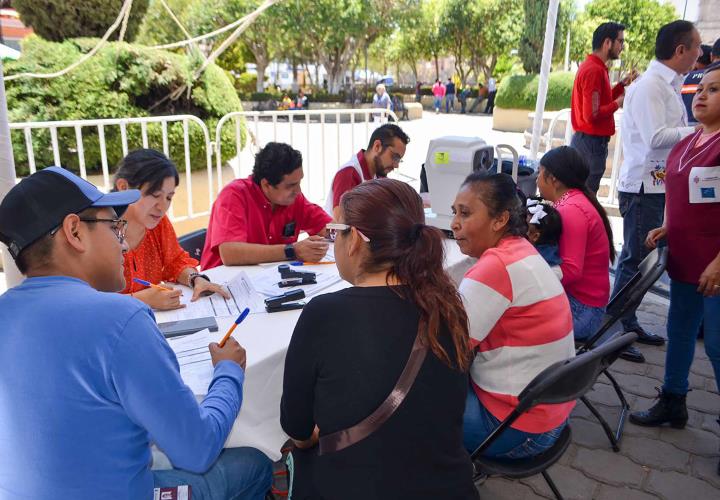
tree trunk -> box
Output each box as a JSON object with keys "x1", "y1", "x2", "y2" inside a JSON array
[
  {"x1": 256, "y1": 59, "x2": 267, "y2": 92},
  {"x1": 434, "y1": 54, "x2": 439, "y2": 81}
]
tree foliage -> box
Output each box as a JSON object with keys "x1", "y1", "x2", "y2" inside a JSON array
[
  {"x1": 136, "y1": 0, "x2": 199, "y2": 47},
  {"x1": 579, "y1": 0, "x2": 677, "y2": 68},
  {"x1": 518, "y1": 0, "x2": 566, "y2": 74},
  {"x1": 5, "y1": 36, "x2": 241, "y2": 175},
  {"x1": 13, "y1": 0, "x2": 150, "y2": 42},
  {"x1": 466, "y1": 0, "x2": 523, "y2": 83}
]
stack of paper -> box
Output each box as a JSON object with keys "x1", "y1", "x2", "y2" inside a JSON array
[
  {"x1": 162, "y1": 271, "x2": 265, "y2": 322},
  {"x1": 167, "y1": 328, "x2": 214, "y2": 395}
]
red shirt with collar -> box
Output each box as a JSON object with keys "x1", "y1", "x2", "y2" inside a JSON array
[
  {"x1": 570, "y1": 54, "x2": 625, "y2": 137},
  {"x1": 200, "y1": 176, "x2": 331, "y2": 270},
  {"x1": 331, "y1": 150, "x2": 372, "y2": 208}
]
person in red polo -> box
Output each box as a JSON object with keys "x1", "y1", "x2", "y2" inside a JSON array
[
  {"x1": 570, "y1": 22, "x2": 636, "y2": 194},
  {"x1": 201, "y1": 142, "x2": 332, "y2": 268},
  {"x1": 324, "y1": 124, "x2": 410, "y2": 219}
]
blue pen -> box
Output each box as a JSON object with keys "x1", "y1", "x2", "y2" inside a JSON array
[
  {"x1": 132, "y1": 277, "x2": 173, "y2": 291},
  {"x1": 218, "y1": 307, "x2": 250, "y2": 347}
]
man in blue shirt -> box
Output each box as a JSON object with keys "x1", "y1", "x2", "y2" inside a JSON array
[{"x1": 0, "y1": 167, "x2": 271, "y2": 499}]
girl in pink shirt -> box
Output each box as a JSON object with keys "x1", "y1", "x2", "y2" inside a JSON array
[{"x1": 537, "y1": 146, "x2": 615, "y2": 341}]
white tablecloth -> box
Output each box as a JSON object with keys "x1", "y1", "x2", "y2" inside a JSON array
[{"x1": 153, "y1": 238, "x2": 474, "y2": 463}]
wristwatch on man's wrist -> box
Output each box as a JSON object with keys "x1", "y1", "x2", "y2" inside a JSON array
[{"x1": 284, "y1": 243, "x2": 296, "y2": 260}]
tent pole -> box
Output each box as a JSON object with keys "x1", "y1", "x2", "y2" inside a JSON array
[
  {"x1": 529, "y1": 0, "x2": 560, "y2": 160},
  {"x1": 0, "y1": 61, "x2": 23, "y2": 289}
]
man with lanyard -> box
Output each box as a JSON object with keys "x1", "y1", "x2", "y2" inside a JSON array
[
  {"x1": 325, "y1": 124, "x2": 410, "y2": 219},
  {"x1": 613, "y1": 20, "x2": 702, "y2": 362},
  {"x1": 0, "y1": 167, "x2": 272, "y2": 499},
  {"x1": 570, "y1": 22, "x2": 635, "y2": 194},
  {"x1": 201, "y1": 142, "x2": 332, "y2": 268},
  {"x1": 681, "y1": 41, "x2": 718, "y2": 124}
]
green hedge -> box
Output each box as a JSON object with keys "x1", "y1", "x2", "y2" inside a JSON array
[
  {"x1": 5, "y1": 36, "x2": 245, "y2": 176},
  {"x1": 495, "y1": 72, "x2": 573, "y2": 111}
]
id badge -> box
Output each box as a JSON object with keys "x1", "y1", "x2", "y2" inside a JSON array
[
  {"x1": 688, "y1": 166, "x2": 720, "y2": 204},
  {"x1": 282, "y1": 220, "x2": 296, "y2": 238}
]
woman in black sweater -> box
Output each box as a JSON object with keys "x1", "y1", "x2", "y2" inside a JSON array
[{"x1": 280, "y1": 179, "x2": 478, "y2": 499}]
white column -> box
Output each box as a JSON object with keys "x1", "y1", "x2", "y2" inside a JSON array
[
  {"x1": 529, "y1": 0, "x2": 560, "y2": 160},
  {"x1": 0, "y1": 62, "x2": 23, "y2": 289}
]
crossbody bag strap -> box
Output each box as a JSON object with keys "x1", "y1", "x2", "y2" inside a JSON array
[{"x1": 318, "y1": 333, "x2": 428, "y2": 455}]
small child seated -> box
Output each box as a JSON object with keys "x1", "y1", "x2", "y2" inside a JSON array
[{"x1": 527, "y1": 198, "x2": 563, "y2": 279}]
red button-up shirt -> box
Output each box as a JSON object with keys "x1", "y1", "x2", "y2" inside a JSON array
[
  {"x1": 200, "y1": 176, "x2": 331, "y2": 270},
  {"x1": 570, "y1": 54, "x2": 625, "y2": 137}
]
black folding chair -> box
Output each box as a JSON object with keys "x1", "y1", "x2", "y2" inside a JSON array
[
  {"x1": 178, "y1": 229, "x2": 207, "y2": 262},
  {"x1": 576, "y1": 245, "x2": 668, "y2": 451},
  {"x1": 471, "y1": 333, "x2": 637, "y2": 500}
]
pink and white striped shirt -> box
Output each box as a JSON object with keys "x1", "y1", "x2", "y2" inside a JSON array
[{"x1": 459, "y1": 236, "x2": 576, "y2": 433}]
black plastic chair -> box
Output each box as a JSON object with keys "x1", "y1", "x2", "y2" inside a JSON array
[
  {"x1": 471, "y1": 333, "x2": 637, "y2": 500},
  {"x1": 576, "y1": 245, "x2": 668, "y2": 451},
  {"x1": 178, "y1": 229, "x2": 207, "y2": 261}
]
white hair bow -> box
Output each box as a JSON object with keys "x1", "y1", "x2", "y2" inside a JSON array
[{"x1": 527, "y1": 200, "x2": 548, "y2": 224}]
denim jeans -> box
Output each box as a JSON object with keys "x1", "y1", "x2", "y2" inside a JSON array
[
  {"x1": 462, "y1": 384, "x2": 566, "y2": 458},
  {"x1": 611, "y1": 190, "x2": 666, "y2": 331},
  {"x1": 567, "y1": 293, "x2": 605, "y2": 341},
  {"x1": 445, "y1": 94, "x2": 455, "y2": 112},
  {"x1": 663, "y1": 280, "x2": 720, "y2": 395},
  {"x1": 153, "y1": 447, "x2": 273, "y2": 500},
  {"x1": 433, "y1": 97, "x2": 442, "y2": 110},
  {"x1": 569, "y1": 132, "x2": 610, "y2": 194}
]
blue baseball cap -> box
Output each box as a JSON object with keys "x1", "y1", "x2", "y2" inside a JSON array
[{"x1": 0, "y1": 166, "x2": 140, "y2": 259}]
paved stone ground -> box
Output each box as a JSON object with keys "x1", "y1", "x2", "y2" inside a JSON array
[{"x1": 476, "y1": 291, "x2": 720, "y2": 499}]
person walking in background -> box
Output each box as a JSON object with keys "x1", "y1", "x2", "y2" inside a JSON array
[
  {"x1": 681, "y1": 40, "x2": 719, "y2": 124},
  {"x1": 372, "y1": 84, "x2": 392, "y2": 122},
  {"x1": 483, "y1": 76, "x2": 497, "y2": 114},
  {"x1": 415, "y1": 81, "x2": 422, "y2": 102},
  {"x1": 445, "y1": 77, "x2": 456, "y2": 113},
  {"x1": 432, "y1": 79, "x2": 446, "y2": 114},
  {"x1": 612, "y1": 20, "x2": 702, "y2": 356},
  {"x1": 459, "y1": 85, "x2": 471, "y2": 114},
  {"x1": 570, "y1": 22, "x2": 635, "y2": 194}
]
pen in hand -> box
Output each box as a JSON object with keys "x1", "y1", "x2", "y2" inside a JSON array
[
  {"x1": 218, "y1": 307, "x2": 251, "y2": 348},
  {"x1": 132, "y1": 277, "x2": 174, "y2": 291}
]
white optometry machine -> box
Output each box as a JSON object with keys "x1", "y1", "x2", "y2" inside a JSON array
[{"x1": 423, "y1": 136, "x2": 496, "y2": 231}]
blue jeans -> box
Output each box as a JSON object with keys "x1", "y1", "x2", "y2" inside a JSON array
[
  {"x1": 462, "y1": 384, "x2": 566, "y2": 458},
  {"x1": 569, "y1": 132, "x2": 610, "y2": 194},
  {"x1": 611, "y1": 190, "x2": 666, "y2": 331},
  {"x1": 567, "y1": 293, "x2": 605, "y2": 341},
  {"x1": 153, "y1": 447, "x2": 273, "y2": 500},
  {"x1": 433, "y1": 96, "x2": 442, "y2": 110},
  {"x1": 663, "y1": 280, "x2": 720, "y2": 395},
  {"x1": 445, "y1": 94, "x2": 455, "y2": 112}
]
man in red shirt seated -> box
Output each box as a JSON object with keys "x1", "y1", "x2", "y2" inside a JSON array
[
  {"x1": 324, "y1": 124, "x2": 410, "y2": 219},
  {"x1": 570, "y1": 21, "x2": 637, "y2": 194},
  {"x1": 201, "y1": 142, "x2": 332, "y2": 268}
]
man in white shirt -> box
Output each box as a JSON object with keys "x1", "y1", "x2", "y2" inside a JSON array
[
  {"x1": 484, "y1": 77, "x2": 497, "y2": 114},
  {"x1": 613, "y1": 20, "x2": 701, "y2": 360}
]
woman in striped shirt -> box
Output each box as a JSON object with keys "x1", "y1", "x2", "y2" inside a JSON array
[{"x1": 452, "y1": 172, "x2": 576, "y2": 458}]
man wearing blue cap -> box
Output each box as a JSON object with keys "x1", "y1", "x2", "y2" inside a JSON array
[{"x1": 0, "y1": 167, "x2": 271, "y2": 499}]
